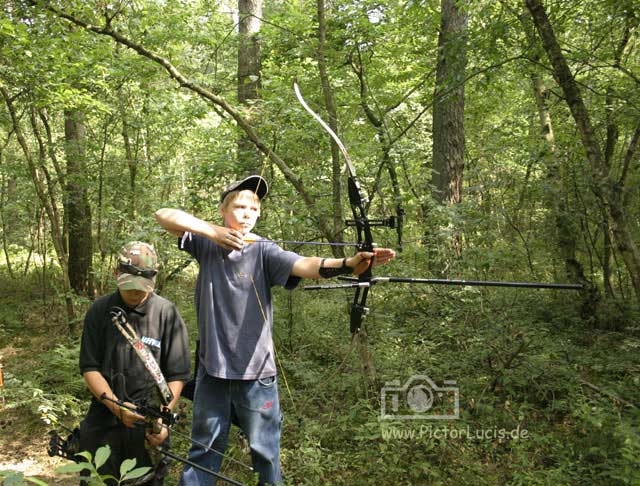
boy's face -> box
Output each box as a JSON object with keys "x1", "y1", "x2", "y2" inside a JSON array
[
  {"x1": 119, "y1": 288, "x2": 151, "y2": 308},
  {"x1": 220, "y1": 190, "x2": 261, "y2": 235}
]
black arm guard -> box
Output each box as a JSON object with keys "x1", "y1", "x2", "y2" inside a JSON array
[{"x1": 318, "y1": 258, "x2": 352, "y2": 278}]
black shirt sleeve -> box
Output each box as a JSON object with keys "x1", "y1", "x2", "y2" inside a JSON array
[
  {"x1": 160, "y1": 302, "x2": 191, "y2": 383},
  {"x1": 79, "y1": 300, "x2": 106, "y2": 375}
]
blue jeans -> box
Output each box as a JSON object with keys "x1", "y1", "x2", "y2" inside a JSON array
[{"x1": 179, "y1": 366, "x2": 282, "y2": 486}]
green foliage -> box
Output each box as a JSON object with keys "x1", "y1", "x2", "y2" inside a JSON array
[
  {"x1": 1, "y1": 367, "x2": 84, "y2": 424},
  {"x1": 270, "y1": 269, "x2": 639, "y2": 484},
  {"x1": 55, "y1": 446, "x2": 152, "y2": 486},
  {"x1": 1, "y1": 0, "x2": 639, "y2": 484},
  {"x1": 0, "y1": 292, "x2": 87, "y2": 422},
  {"x1": 0, "y1": 470, "x2": 47, "y2": 486}
]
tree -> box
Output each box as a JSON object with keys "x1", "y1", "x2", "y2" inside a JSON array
[
  {"x1": 525, "y1": 0, "x2": 640, "y2": 302},
  {"x1": 519, "y1": 7, "x2": 587, "y2": 288},
  {"x1": 430, "y1": 0, "x2": 468, "y2": 259},
  {"x1": 1, "y1": 87, "x2": 76, "y2": 328},
  {"x1": 431, "y1": 0, "x2": 468, "y2": 211},
  {"x1": 316, "y1": 0, "x2": 345, "y2": 257},
  {"x1": 237, "y1": 0, "x2": 263, "y2": 172},
  {"x1": 64, "y1": 108, "x2": 93, "y2": 296}
]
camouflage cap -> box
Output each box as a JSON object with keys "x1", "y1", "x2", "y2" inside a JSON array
[{"x1": 116, "y1": 241, "x2": 158, "y2": 292}]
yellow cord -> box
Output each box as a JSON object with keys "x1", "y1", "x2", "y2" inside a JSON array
[{"x1": 248, "y1": 274, "x2": 297, "y2": 416}]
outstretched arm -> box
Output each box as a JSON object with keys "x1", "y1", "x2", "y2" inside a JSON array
[
  {"x1": 154, "y1": 208, "x2": 243, "y2": 250},
  {"x1": 291, "y1": 248, "x2": 396, "y2": 279}
]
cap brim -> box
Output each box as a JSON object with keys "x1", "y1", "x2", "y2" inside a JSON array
[
  {"x1": 220, "y1": 175, "x2": 268, "y2": 203},
  {"x1": 117, "y1": 273, "x2": 155, "y2": 292}
]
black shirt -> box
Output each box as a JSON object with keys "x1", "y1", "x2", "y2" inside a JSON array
[{"x1": 79, "y1": 291, "x2": 191, "y2": 423}]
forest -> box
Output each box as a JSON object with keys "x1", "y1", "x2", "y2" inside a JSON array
[{"x1": 0, "y1": 0, "x2": 639, "y2": 484}]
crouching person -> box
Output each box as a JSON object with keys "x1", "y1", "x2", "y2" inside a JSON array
[{"x1": 78, "y1": 241, "x2": 191, "y2": 485}]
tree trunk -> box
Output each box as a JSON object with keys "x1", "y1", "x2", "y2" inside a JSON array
[
  {"x1": 526, "y1": 0, "x2": 640, "y2": 302},
  {"x1": 0, "y1": 171, "x2": 16, "y2": 278},
  {"x1": 317, "y1": 0, "x2": 344, "y2": 258},
  {"x1": 1, "y1": 87, "x2": 76, "y2": 329},
  {"x1": 431, "y1": 0, "x2": 467, "y2": 206},
  {"x1": 237, "y1": 0, "x2": 263, "y2": 172},
  {"x1": 64, "y1": 109, "x2": 94, "y2": 297},
  {"x1": 521, "y1": 9, "x2": 586, "y2": 286},
  {"x1": 120, "y1": 105, "x2": 137, "y2": 219},
  {"x1": 431, "y1": 0, "x2": 467, "y2": 257}
]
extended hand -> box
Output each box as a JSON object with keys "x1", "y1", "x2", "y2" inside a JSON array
[{"x1": 348, "y1": 248, "x2": 396, "y2": 275}]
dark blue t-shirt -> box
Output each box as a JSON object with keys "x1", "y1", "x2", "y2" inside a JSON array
[{"x1": 180, "y1": 232, "x2": 302, "y2": 379}]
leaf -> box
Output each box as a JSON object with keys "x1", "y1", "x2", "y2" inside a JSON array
[
  {"x1": 119, "y1": 458, "x2": 137, "y2": 477},
  {"x1": 2, "y1": 471, "x2": 24, "y2": 486},
  {"x1": 94, "y1": 445, "x2": 111, "y2": 469},
  {"x1": 55, "y1": 462, "x2": 92, "y2": 474},
  {"x1": 25, "y1": 478, "x2": 49, "y2": 486},
  {"x1": 76, "y1": 451, "x2": 93, "y2": 462},
  {"x1": 122, "y1": 466, "x2": 152, "y2": 481}
]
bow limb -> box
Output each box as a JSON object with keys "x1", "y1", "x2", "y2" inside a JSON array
[
  {"x1": 293, "y1": 81, "x2": 374, "y2": 334},
  {"x1": 294, "y1": 82, "x2": 355, "y2": 175}
]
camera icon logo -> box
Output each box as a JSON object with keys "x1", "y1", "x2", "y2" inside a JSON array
[{"x1": 380, "y1": 374, "x2": 459, "y2": 420}]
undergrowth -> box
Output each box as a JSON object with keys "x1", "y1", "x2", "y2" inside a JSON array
[{"x1": 1, "y1": 266, "x2": 639, "y2": 485}]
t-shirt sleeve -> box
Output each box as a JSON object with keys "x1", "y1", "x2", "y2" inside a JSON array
[
  {"x1": 160, "y1": 304, "x2": 191, "y2": 383},
  {"x1": 178, "y1": 231, "x2": 196, "y2": 258},
  {"x1": 264, "y1": 244, "x2": 304, "y2": 290},
  {"x1": 79, "y1": 304, "x2": 104, "y2": 375},
  {"x1": 178, "y1": 232, "x2": 214, "y2": 263}
]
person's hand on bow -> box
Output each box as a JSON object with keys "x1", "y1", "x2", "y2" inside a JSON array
[
  {"x1": 115, "y1": 401, "x2": 146, "y2": 428},
  {"x1": 347, "y1": 247, "x2": 396, "y2": 276},
  {"x1": 146, "y1": 418, "x2": 169, "y2": 446}
]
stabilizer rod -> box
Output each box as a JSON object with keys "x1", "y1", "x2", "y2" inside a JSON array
[{"x1": 304, "y1": 276, "x2": 583, "y2": 291}]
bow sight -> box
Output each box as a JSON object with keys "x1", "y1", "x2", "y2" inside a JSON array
[{"x1": 100, "y1": 393, "x2": 176, "y2": 429}]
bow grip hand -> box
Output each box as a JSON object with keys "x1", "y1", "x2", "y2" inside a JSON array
[{"x1": 348, "y1": 248, "x2": 396, "y2": 275}]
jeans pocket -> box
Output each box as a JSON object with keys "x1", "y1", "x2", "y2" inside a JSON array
[{"x1": 258, "y1": 375, "x2": 277, "y2": 387}]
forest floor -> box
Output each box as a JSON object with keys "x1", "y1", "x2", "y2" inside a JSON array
[
  {"x1": 2, "y1": 271, "x2": 640, "y2": 485},
  {"x1": 0, "y1": 272, "x2": 84, "y2": 486},
  {"x1": 0, "y1": 412, "x2": 72, "y2": 485}
]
